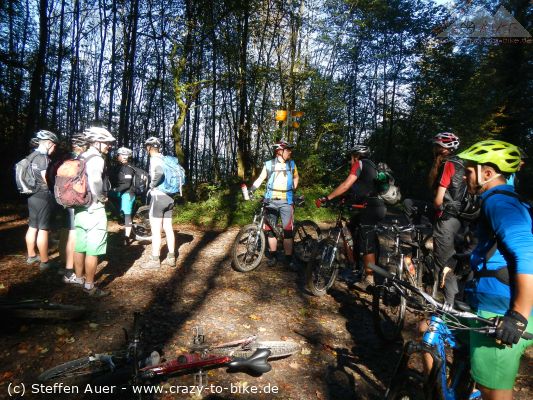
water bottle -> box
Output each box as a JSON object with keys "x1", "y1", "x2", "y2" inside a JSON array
[
  {"x1": 147, "y1": 350, "x2": 160, "y2": 366},
  {"x1": 241, "y1": 183, "x2": 250, "y2": 201}
]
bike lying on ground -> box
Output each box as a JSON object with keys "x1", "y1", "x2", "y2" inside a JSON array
[
  {"x1": 372, "y1": 218, "x2": 437, "y2": 343},
  {"x1": 304, "y1": 199, "x2": 367, "y2": 296},
  {"x1": 1, "y1": 298, "x2": 86, "y2": 321},
  {"x1": 231, "y1": 195, "x2": 321, "y2": 272},
  {"x1": 367, "y1": 263, "x2": 533, "y2": 400},
  {"x1": 38, "y1": 312, "x2": 300, "y2": 388}
]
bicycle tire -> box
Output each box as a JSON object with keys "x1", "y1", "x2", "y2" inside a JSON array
[
  {"x1": 2, "y1": 301, "x2": 86, "y2": 321},
  {"x1": 231, "y1": 224, "x2": 266, "y2": 272},
  {"x1": 372, "y1": 262, "x2": 406, "y2": 342},
  {"x1": 385, "y1": 369, "x2": 425, "y2": 400},
  {"x1": 38, "y1": 351, "x2": 129, "y2": 382},
  {"x1": 210, "y1": 340, "x2": 299, "y2": 359},
  {"x1": 293, "y1": 220, "x2": 321, "y2": 263},
  {"x1": 305, "y1": 238, "x2": 340, "y2": 296},
  {"x1": 132, "y1": 205, "x2": 152, "y2": 241}
]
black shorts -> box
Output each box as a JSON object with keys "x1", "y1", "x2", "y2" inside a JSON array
[
  {"x1": 149, "y1": 191, "x2": 174, "y2": 218},
  {"x1": 28, "y1": 191, "x2": 56, "y2": 230},
  {"x1": 350, "y1": 201, "x2": 386, "y2": 255}
]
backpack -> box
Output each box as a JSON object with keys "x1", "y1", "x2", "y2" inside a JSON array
[
  {"x1": 130, "y1": 166, "x2": 149, "y2": 195},
  {"x1": 14, "y1": 152, "x2": 41, "y2": 194},
  {"x1": 54, "y1": 154, "x2": 98, "y2": 208},
  {"x1": 374, "y1": 162, "x2": 401, "y2": 205},
  {"x1": 159, "y1": 156, "x2": 186, "y2": 195}
]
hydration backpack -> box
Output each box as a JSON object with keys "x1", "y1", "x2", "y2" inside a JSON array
[
  {"x1": 131, "y1": 166, "x2": 149, "y2": 195},
  {"x1": 14, "y1": 152, "x2": 41, "y2": 194},
  {"x1": 54, "y1": 154, "x2": 98, "y2": 207},
  {"x1": 374, "y1": 162, "x2": 401, "y2": 205},
  {"x1": 159, "y1": 156, "x2": 186, "y2": 195}
]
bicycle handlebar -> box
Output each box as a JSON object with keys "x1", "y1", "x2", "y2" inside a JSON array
[{"x1": 368, "y1": 263, "x2": 533, "y2": 340}]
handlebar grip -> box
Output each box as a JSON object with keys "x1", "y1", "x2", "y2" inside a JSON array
[
  {"x1": 367, "y1": 263, "x2": 393, "y2": 280},
  {"x1": 352, "y1": 204, "x2": 366, "y2": 209},
  {"x1": 522, "y1": 332, "x2": 533, "y2": 340}
]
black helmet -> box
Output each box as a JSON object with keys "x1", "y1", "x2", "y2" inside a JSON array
[{"x1": 350, "y1": 144, "x2": 370, "y2": 157}]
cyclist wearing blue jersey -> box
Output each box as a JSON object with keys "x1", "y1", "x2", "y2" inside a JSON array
[{"x1": 458, "y1": 140, "x2": 533, "y2": 400}]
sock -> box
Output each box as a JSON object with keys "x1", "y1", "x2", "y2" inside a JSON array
[
  {"x1": 167, "y1": 253, "x2": 175, "y2": 258},
  {"x1": 84, "y1": 282, "x2": 94, "y2": 290}
]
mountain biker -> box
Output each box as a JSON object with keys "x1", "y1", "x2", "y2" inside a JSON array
[
  {"x1": 72, "y1": 127, "x2": 115, "y2": 297},
  {"x1": 112, "y1": 147, "x2": 136, "y2": 246},
  {"x1": 61, "y1": 134, "x2": 89, "y2": 284},
  {"x1": 458, "y1": 140, "x2": 533, "y2": 400},
  {"x1": 143, "y1": 136, "x2": 176, "y2": 269},
  {"x1": 428, "y1": 132, "x2": 465, "y2": 305},
  {"x1": 249, "y1": 139, "x2": 299, "y2": 269},
  {"x1": 315, "y1": 144, "x2": 386, "y2": 289},
  {"x1": 24, "y1": 130, "x2": 59, "y2": 271}
]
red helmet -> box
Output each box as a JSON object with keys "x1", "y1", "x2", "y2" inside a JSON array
[
  {"x1": 273, "y1": 140, "x2": 295, "y2": 150},
  {"x1": 433, "y1": 132, "x2": 459, "y2": 150}
]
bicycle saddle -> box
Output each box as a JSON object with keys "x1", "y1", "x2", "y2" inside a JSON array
[{"x1": 227, "y1": 348, "x2": 272, "y2": 375}]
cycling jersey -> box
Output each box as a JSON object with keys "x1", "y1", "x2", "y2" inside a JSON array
[
  {"x1": 349, "y1": 158, "x2": 378, "y2": 202},
  {"x1": 30, "y1": 149, "x2": 50, "y2": 193},
  {"x1": 115, "y1": 164, "x2": 135, "y2": 193},
  {"x1": 469, "y1": 184, "x2": 533, "y2": 315}
]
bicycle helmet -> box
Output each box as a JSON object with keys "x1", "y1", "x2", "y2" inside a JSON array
[
  {"x1": 35, "y1": 129, "x2": 59, "y2": 143},
  {"x1": 71, "y1": 133, "x2": 88, "y2": 148},
  {"x1": 432, "y1": 132, "x2": 459, "y2": 150},
  {"x1": 349, "y1": 144, "x2": 370, "y2": 157},
  {"x1": 84, "y1": 127, "x2": 116, "y2": 143},
  {"x1": 458, "y1": 140, "x2": 522, "y2": 173},
  {"x1": 29, "y1": 137, "x2": 39, "y2": 148},
  {"x1": 273, "y1": 139, "x2": 294, "y2": 150},
  {"x1": 144, "y1": 136, "x2": 161, "y2": 148},
  {"x1": 117, "y1": 147, "x2": 133, "y2": 157}
]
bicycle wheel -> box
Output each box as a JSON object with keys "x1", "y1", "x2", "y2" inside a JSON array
[
  {"x1": 305, "y1": 238, "x2": 340, "y2": 296},
  {"x1": 210, "y1": 340, "x2": 299, "y2": 359},
  {"x1": 385, "y1": 370, "x2": 425, "y2": 400},
  {"x1": 132, "y1": 205, "x2": 151, "y2": 241},
  {"x1": 293, "y1": 220, "x2": 321, "y2": 263},
  {"x1": 372, "y1": 262, "x2": 406, "y2": 342},
  {"x1": 1, "y1": 300, "x2": 86, "y2": 321},
  {"x1": 38, "y1": 351, "x2": 129, "y2": 382},
  {"x1": 231, "y1": 224, "x2": 266, "y2": 272}
]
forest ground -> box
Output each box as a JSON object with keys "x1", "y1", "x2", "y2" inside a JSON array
[{"x1": 0, "y1": 204, "x2": 531, "y2": 400}]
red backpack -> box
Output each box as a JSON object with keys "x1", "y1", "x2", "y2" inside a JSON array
[{"x1": 54, "y1": 154, "x2": 98, "y2": 208}]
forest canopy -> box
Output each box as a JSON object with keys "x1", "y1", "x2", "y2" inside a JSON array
[{"x1": 1, "y1": 0, "x2": 531, "y2": 200}]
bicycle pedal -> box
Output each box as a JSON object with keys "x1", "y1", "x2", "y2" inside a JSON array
[{"x1": 194, "y1": 370, "x2": 208, "y2": 387}]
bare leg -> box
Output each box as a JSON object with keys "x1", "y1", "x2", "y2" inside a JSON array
[
  {"x1": 36, "y1": 229, "x2": 49, "y2": 262},
  {"x1": 478, "y1": 385, "x2": 512, "y2": 400},
  {"x1": 26, "y1": 227, "x2": 38, "y2": 257},
  {"x1": 162, "y1": 217, "x2": 175, "y2": 254},
  {"x1": 65, "y1": 230, "x2": 76, "y2": 269},
  {"x1": 74, "y1": 252, "x2": 85, "y2": 278},
  {"x1": 150, "y1": 216, "x2": 163, "y2": 257},
  {"x1": 363, "y1": 253, "x2": 376, "y2": 275},
  {"x1": 268, "y1": 236, "x2": 277, "y2": 253},
  {"x1": 84, "y1": 255, "x2": 99, "y2": 285}
]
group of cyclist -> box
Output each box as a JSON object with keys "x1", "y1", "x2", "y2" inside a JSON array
[
  {"x1": 22, "y1": 128, "x2": 177, "y2": 297},
  {"x1": 251, "y1": 133, "x2": 531, "y2": 399}
]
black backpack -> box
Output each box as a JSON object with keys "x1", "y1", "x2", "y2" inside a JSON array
[
  {"x1": 130, "y1": 166, "x2": 149, "y2": 195},
  {"x1": 14, "y1": 152, "x2": 41, "y2": 194},
  {"x1": 442, "y1": 157, "x2": 480, "y2": 221}
]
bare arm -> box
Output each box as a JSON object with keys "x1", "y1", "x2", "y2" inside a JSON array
[
  {"x1": 293, "y1": 175, "x2": 299, "y2": 190},
  {"x1": 327, "y1": 174, "x2": 357, "y2": 200},
  {"x1": 251, "y1": 166, "x2": 268, "y2": 190},
  {"x1": 512, "y1": 274, "x2": 533, "y2": 319},
  {"x1": 434, "y1": 186, "x2": 446, "y2": 209}
]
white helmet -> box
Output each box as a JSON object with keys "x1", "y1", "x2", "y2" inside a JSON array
[
  {"x1": 432, "y1": 132, "x2": 459, "y2": 150},
  {"x1": 35, "y1": 129, "x2": 59, "y2": 143},
  {"x1": 84, "y1": 127, "x2": 116, "y2": 143},
  {"x1": 144, "y1": 136, "x2": 161, "y2": 148},
  {"x1": 117, "y1": 147, "x2": 133, "y2": 157}
]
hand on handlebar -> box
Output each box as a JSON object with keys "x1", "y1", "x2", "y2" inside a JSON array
[
  {"x1": 315, "y1": 197, "x2": 329, "y2": 208},
  {"x1": 494, "y1": 310, "x2": 528, "y2": 345}
]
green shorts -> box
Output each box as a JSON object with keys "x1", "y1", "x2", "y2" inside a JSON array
[
  {"x1": 74, "y1": 205, "x2": 108, "y2": 256},
  {"x1": 470, "y1": 310, "x2": 533, "y2": 390}
]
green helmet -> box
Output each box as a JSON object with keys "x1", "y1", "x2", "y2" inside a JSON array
[{"x1": 458, "y1": 140, "x2": 521, "y2": 173}]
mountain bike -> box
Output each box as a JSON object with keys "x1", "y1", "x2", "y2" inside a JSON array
[
  {"x1": 38, "y1": 312, "x2": 300, "y2": 388},
  {"x1": 372, "y1": 218, "x2": 437, "y2": 342},
  {"x1": 231, "y1": 195, "x2": 321, "y2": 272},
  {"x1": 1, "y1": 298, "x2": 86, "y2": 320},
  {"x1": 304, "y1": 199, "x2": 367, "y2": 296},
  {"x1": 368, "y1": 263, "x2": 533, "y2": 400}
]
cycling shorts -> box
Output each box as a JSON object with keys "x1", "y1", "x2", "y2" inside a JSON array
[
  {"x1": 28, "y1": 191, "x2": 55, "y2": 230},
  {"x1": 120, "y1": 192, "x2": 136, "y2": 215},
  {"x1": 74, "y1": 205, "x2": 108, "y2": 256},
  {"x1": 263, "y1": 200, "x2": 294, "y2": 232},
  {"x1": 470, "y1": 310, "x2": 533, "y2": 390},
  {"x1": 350, "y1": 202, "x2": 386, "y2": 255},
  {"x1": 149, "y1": 191, "x2": 174, "y2": 219}
]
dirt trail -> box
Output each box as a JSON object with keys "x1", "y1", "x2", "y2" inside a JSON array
[{"x1": 0, "y1": 216, "x2": 531, "y2": 400}]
